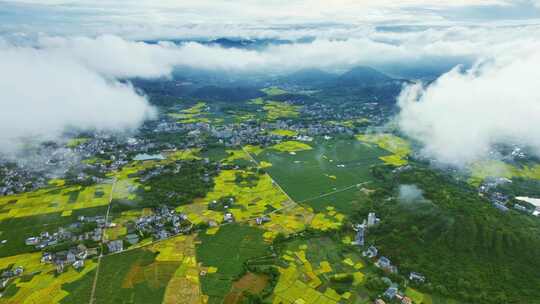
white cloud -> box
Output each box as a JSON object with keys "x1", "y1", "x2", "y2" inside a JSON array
[
  {"x1": 38, "y1": 35, "x2": 178, "y2": 78},
  {"x1": 18, "y1": 24, "x2": 539, "y2": 77},
  {"x1": 1, "y1": 20, "x2": 539, "y2": 159},
  {"x1": 1, "y1": 0, "x2": 535, "y2": 39},
  {"x1": 397, "y1": 43, "x2": 540, "y2": 165},
  {"x1": 0, "y1": 42, "x2": 156, "y2": 154}
]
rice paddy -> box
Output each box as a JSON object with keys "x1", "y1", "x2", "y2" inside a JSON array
[
  {"x1": 468, "y1": 160, "x2": 540, "y2": 186},
  {"x1": 406, "y1": 287, "x2": 431, "y2": 304},
  {"x1": 223, "y1": 149, "x2": 250, "y2": 164},
  {"x1": 261, "y1": 87, "x2": 288, "y2": 96},
  {"x1": 176, "y1": 166, "x2": 293, "y2": 227},
  {"x1": 271, "y1": 141, "x2": 312, "y2": 153},
  {"x1": 270, "y1": 129, "x2": 299, "y2": 137},
  {"x1": 225, "y1": 272, "x2": 270, "y2": 303},
  {"x1": 66, "y1": 137, "x2": 90, "y2": 148},
  {"x1": 92, "y1": 235, "x2": 207, "y2": 304},
  {"x1": 175, "y1": 152, "x2": 344, "y2": 243},
  {"x1": 0, "y1": 252, "x2": 97, "y2": 304},
  {"x1": 248, "y1": 97, "x2": 265, "y2": 105},
  {"x1": 165, "y1": 148, "x2": 202, "y2": 161},
  {"x1": 273, "y1": 237, "x2": 369, "y2": 304},
  {"x1": 356, "y1": 133, "x2": 411, "y2": 166},
  {"x1": 253, "y1": 139, "x2": 384, "y2": 213},
  {"x1": 259, "y1": 161, "x2": 273, "y2": 168},
  {"x1": 168, "y1": 102, "x2": 212, "y2": 124},
  {"x1": 196, "y1": 225, "x2": 270, "y2": 303},
  {"x1": 243, "y1": 145, "x2": 264, "y2": 155},
  {"x1": 263, "y1": 101, "x2": 300, "y2": 121},
  {"x1": 0, "y1": 183, "x2": 113, "y2": 221}
]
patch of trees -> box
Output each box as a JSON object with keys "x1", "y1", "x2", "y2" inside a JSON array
[
  {"x1": 235, "y1": 171, "x2": 260, "y2": 187},
  {"x1": 139, "y1": 161, "x2": 216, "y2": 207},
  {"x1": 358, "y1": 165, "x2": 540, "y2": 304},
  {"x1": 208, "y1": 195, "x2": 236, "y2": 212}
]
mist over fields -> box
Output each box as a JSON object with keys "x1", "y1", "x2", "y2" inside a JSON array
[
  {"x1": 1, "y1": 0, "x2": 539, "y2": 166},
  {"x1": 1, "y1": 2, "x2": 540, "y2": 303}
]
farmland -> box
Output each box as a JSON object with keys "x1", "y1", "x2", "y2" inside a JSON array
[
  {"x1": 254, "y1": 139, "x2": 386, "y2": 212},
  {"x1": 1, "y1": 85, "x2": 540, "y2": 304},
  {"x1": 196, "y1": 225, "x2": 270, "y2": 303}
]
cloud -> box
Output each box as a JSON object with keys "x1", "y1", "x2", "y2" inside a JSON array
[
  {"x1": 0, "y1": 41, "x2": 156, "y2": 155},
  {"x1": 397, "y1": 43, "x2": 540, "y2": 165},
  {"x1": 1, "y1": 0, "x2": 537, "y2": 39},
  {"x1": 398, "y1": 184, "x2": 427, "y2": 203},
  {"x1": 15, "y1": 24, "x2": 539, "y2": 78},
  {"x1": 38, "y1": 35, "x2": 179, "y2": 78},
  {"x1": 1, "y1": 22, "x2": 539, "y2": 158}
]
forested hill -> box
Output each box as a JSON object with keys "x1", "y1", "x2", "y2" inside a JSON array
[{"x1": 357, "y1": 165, "x2": 540, "y2": 304}]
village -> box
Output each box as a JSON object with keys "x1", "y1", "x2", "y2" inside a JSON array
[
  {"x1": 352, "y1": 212, "x2": 426, "y2": 304},
  {"x1": 16, "y1": 206, "x2": 193, "y2": 279},
  {"x1": 0, "y1": 96, "x2": 388, "y2": 198}
]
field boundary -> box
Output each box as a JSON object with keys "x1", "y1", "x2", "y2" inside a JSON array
[{"x1": 89, "y1": 177, "x2": 116, "y2": 304}]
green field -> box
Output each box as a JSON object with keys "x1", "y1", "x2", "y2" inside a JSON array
[
  {"x1": 253, "y1": 139, "x2": 386, "y2": 212},
  {"x1": 196, "y1": 224, "x2": 271, "y2": 303},
  {"x1": 0, "y1": 206, "x2": 107, "y2": 258},
  {"x1": 93, "y1": 247, "x2": 177, "y2": 304},
  {"x1": 60, "y1": 269, "x2": 97, "y2": 304}
]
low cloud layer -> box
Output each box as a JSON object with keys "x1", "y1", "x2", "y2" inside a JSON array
[
  {"x1": 16, "y1": 25, "x2": 540, "y2": 76},
  {"x1": 0, "y1": 41, "x2": 156, "y2": 154},
  {"x1": 2, "y1": 22, "x2": 539, "y2": 157},
  {"x1": 397, "y1": 43, "x2": 540, "y2": 165}
]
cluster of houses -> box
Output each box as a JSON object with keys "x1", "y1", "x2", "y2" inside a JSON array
[
  {"x1": 376, "y1": 256, "x2": 398, "y2": 274},
  {"x1": 478, "y1": 177, "x2": 540, "y2": 216},
  {"x1": 42, "y1": 244, "x2": 97, "y2": 273},
  {"x1": 351, "y1": 212, "x2": 428, "y2": 304},
  {"x1": 0, "y1": 266, "x2": 24, "y2": 293},
  {"x1": 479, "y1": 177, "x2": 513, "y2": 212},
  {"x1": 22, "y1": 217, "x2": 104, "y2": 274},
  {"x1": 25, "y1": 216, "x2": 106, "y2": 250},
  {"x1": 352, "y1": 212, "x2": 380, "y2": 247},
  {"x1": 374, "y1": 272, "x2": 426, "y2": 304},
  {"x1": 0, "y1": 163, "x2": 47, "y2": 196},
  {"x1": 134, "y1": 206, "x2": 192, "y2": 243},
  {"x1": 176, "y1": 106, "x2": 373, "y2": 148},
  {"x1": 303, "y1": 101, "x2": 389, "y2": 127},
  {"x1": 0, "y1": 91, "x2": 387, "y2": 199},
  {"x1": 23, "y1": 205, "x2": 194, "y2": 267},
  {"x1": 16, "y1": 205, "x2": 196, "y2": 281}
]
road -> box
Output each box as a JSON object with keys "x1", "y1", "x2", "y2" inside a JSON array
[{"x1": 89, "y1": 177, "x2": 116, "y2": 304}]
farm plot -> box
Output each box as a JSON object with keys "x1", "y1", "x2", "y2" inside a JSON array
[{"x1": 253, "y1": 139, "x2": 385, "y2": 213}]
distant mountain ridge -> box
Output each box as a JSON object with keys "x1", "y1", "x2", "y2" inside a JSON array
[
  {"x1": 282, "y1": 68, "x2": 337, "y2": 85},
  {"x1": 336, "y1": 66, "x2": 393, "y2": 86},
  {"x1": 281, "y1": 66, "x2": 398, "y2": 88}
]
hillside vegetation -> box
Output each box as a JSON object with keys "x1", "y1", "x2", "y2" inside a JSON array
[{"x1": 357, "y1": 165, "x2": 540, "y2": 304}]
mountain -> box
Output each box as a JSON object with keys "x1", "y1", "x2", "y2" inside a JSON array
[
  {"x1": 282, "y1": 68, "x2": 337, "y2": 86},
  {"x1": 190, "y1": 85, "x2": 264, "y2": 102},
  {"x1": 207, "y1": 38, "x2": 292, "y2": 50},
  {"x1": 336, "y1": 66, "x2": 393, "y2": 86}
]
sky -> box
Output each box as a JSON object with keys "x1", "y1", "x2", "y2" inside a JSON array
[
  {"x1": 1, "y1": 1, "x2": 539, "y2": 165},
  {"x1": 1, "y1": 0, "x2": 540, "y2": 39}
]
